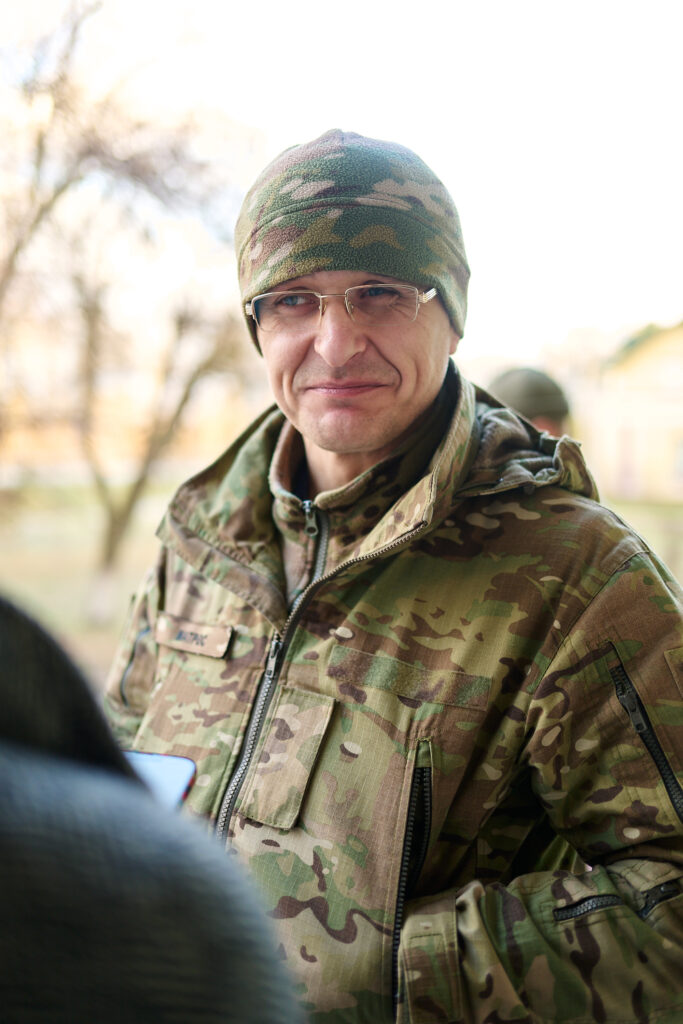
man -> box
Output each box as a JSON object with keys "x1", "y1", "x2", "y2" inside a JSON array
[
  {"x1": 0, "y1": 596, "x2": 302, "y2": 1023},
  {"x1": 488, "y1": 366, "x2": 571, "y2": 436},
  {"x1": 104, "y1": 130, "x2": 683, "y2": 1023}
]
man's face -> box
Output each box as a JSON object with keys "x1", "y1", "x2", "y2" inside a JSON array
[{"x1": 256, "y1": 270, "x2": 459, "y2": 491}]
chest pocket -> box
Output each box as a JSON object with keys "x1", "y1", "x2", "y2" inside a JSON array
[
  {"x1": 138, "y1": 613, "x2": 241, "y2": 747},
  {"x1": 238, "y1": 686, "x2": 336, "y2": 830}
]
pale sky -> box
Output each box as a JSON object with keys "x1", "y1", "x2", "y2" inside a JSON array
[{"x1": 3, "y1": 0, "x2": 682, "y2": 374}]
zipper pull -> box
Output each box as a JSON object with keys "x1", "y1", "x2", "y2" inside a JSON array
[
  {"x1": 265, "y1": 634, "x2": 282, "y2": 679},
  {"x1": 639, "y1": 880, "x2": 681, "y2": 918},
  {"x1": 302, "y1": 499, "x2": 319, "y2": 538},
  {"x1": 616, "y1": 679, "x2": 648, "y2": 733}
]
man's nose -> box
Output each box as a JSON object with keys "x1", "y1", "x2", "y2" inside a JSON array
[{"x1": 313, "y1": 296, "x2": 367, "y2": 366}]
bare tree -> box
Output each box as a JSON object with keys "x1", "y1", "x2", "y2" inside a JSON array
[
  {"x1": 72, "y1": 268, "x2": 248, "y2": 621},
  {"x1": 73, "y1": 274, "x2": 247, "y2": 576},
  {"x1": 0, "y1": 4, "x2": 257, "y2": 622},
  {"x1": 1, "y1": 5, "x2": 223, "y2": 324}
]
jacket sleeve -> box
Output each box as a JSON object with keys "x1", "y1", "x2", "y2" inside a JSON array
[
  {"x1": 397, "y1": 550, "x2": 683, "y2": 1023},
  {"x1": 102, "y1": 559, "x2": 163, "y2": 748}
]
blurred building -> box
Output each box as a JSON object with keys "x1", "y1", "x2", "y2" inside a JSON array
[{"x1": 577, "y1": 320, "x2": 683, "y2": 503}]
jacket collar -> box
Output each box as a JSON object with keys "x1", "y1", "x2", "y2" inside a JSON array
[{"x1": 158, "y1": 363, "x2": 596, "y2": 582}]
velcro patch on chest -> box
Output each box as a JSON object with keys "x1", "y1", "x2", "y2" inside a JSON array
[{"x1": 154, "y1": 613, "x2": 233, "y2": 658}]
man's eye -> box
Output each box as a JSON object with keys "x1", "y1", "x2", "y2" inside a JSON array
[
  {"x1": 355, "y1": 285, "x2": 403, "y2": 305},
  {"x1": 277, "y1": 292, "x2": 315, "y2": 308},
  {"x1": 363, "y1": 286, "x2": 398, "y2": 298}
]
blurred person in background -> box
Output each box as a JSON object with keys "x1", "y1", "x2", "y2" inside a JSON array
[
  {"x1": 104, "y1": 130, "x2": 683, "y2": 1023},
  {"x1": 488, "y1": 365, "x2": 571, "y2": 436},
  {"x1": 0, "y1": 595, "x2": 302, "y2": 1024}
]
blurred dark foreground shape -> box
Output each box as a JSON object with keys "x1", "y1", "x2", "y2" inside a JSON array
[{"x1": 0, "y1": 595, "x2": 303, "y2": 1024}]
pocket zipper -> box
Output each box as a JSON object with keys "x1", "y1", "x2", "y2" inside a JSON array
[
  {"x1": 554, "y1": 880, "x2": 681, "y2": 922},
  {"x1": 392, "y1": 764, "x2": 432, "y2": 1010},
  {"x1": 553, "y1": 664, "x2": 683, "y2": 925},
  {"x1": 611, "y1": 663, "x2": 683, "y2": 823},
  {"x1": 554, "y1": 894, "x2": 623, "y2": 921}
]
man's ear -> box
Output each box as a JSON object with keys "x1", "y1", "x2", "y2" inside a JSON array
[{"x1": 448, "y1": 331, "x2": 460, "y2": 356}]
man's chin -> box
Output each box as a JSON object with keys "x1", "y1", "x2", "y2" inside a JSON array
[
  {"x1": 306, "y1": 425, "x2": 400, "y2": 463},
  {"x1": 303, "y1": 416, "x2": 386, "y2": 455}
]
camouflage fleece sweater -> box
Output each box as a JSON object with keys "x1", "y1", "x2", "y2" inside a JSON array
[{"x1": 105, "y1": 365, "x2": 683, "y2": 1023}]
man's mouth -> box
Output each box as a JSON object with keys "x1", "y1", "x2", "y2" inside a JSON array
[{"x1": 307, "y1": 379, "x2": 389, "y2": 393}]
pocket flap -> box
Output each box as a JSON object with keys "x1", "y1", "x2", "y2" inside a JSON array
[
  {"x1": 398, "y1": 896, "x2": 460, "y2": 1023},
  {"x1": 665, "y1": 646, "x2": 683, "y2": 698},
  {"x1": 154, "y1": 613, "x2": 232, "y2": 658},
  {"x1": 239, "y1": 686, "x2": 335, "y2": 830}
]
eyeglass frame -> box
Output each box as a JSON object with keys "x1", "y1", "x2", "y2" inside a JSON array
[{"x1": 244, "y1": 283, "x2": 438, "y2": 331}]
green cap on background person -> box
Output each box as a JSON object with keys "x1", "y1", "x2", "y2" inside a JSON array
[{"x1": 488, "y1": 367, "x2": 571, "y2": 435}]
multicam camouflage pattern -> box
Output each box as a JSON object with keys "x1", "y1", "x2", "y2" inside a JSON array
[
  {"x1": 234, "y1": 129, "x2": 470, "y2": 346},
  {"x1": 105, "y1": 366, "x2": 683, "y2": 1022}
]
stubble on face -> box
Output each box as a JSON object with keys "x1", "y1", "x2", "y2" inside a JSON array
[{"x1": 257, "y1": 271, "x2": 459, "y2": 493}]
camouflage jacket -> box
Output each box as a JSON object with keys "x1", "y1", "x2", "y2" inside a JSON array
[{"x1": 104, "y1": 366, "x2": 683, "y2": 1023}]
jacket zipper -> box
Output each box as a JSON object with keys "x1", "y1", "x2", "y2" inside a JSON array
[
  {"x1": 302, "y1": 500, "x2": 329, "y2": 583},
  {"x1": 392, "y1": 764, "x2": 432, "y2": 1010},
  {"x1": 215, "y1": 632, "x2": 283, "y2": 838},
  {"x1": 215, "y1": 503, "x2": 330, "y2": 840},
  {"x1": 302, "y1": 499, "x2": 318, "y2": 536},
  {"x1": 215, "y1": 509, "x2": 428, "y2": 841},
  {"x1": 611, "y1": 663, "x2": 683, "y2": 822}
]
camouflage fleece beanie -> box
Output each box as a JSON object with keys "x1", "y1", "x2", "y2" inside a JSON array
[{"x1": 235, "y1": 129, "x2": 470, "y2": 348}]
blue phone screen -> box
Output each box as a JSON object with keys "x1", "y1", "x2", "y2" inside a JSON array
[{"x1": 124, "y1": 751, "x2": 197, "y2": 807}]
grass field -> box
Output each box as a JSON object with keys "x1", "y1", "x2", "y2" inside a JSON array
[
  {"x1": 1, "y1": 483, "x2": 681, "y2": 691},
  {"x1": 0, "y1": 483, "x2": 167, "y2": 687}
]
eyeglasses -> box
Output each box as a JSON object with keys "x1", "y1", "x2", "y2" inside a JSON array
[{"x1": 245, "y1": 283, "x2": 437, "y2": 332}]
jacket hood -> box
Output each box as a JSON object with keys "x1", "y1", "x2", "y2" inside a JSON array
[
  {"x1": 466, "y1": 382, "x2": 598, "y2": 502},
  {"x1": 159, "y1": 366, "x2": 598, "y2": 571}
]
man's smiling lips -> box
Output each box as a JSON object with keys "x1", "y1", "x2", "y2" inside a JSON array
[{"x1": 302, "y1": 378, "x2": 393, "y2": 397}]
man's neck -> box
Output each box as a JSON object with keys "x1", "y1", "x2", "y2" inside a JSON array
[{"x1": 303, "y1": 445, "x2": 386, "y2": 496}]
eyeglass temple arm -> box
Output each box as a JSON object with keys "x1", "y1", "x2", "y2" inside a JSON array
[{"x1": 419, "y1": 288, "x2": 437, "y2": 304}]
